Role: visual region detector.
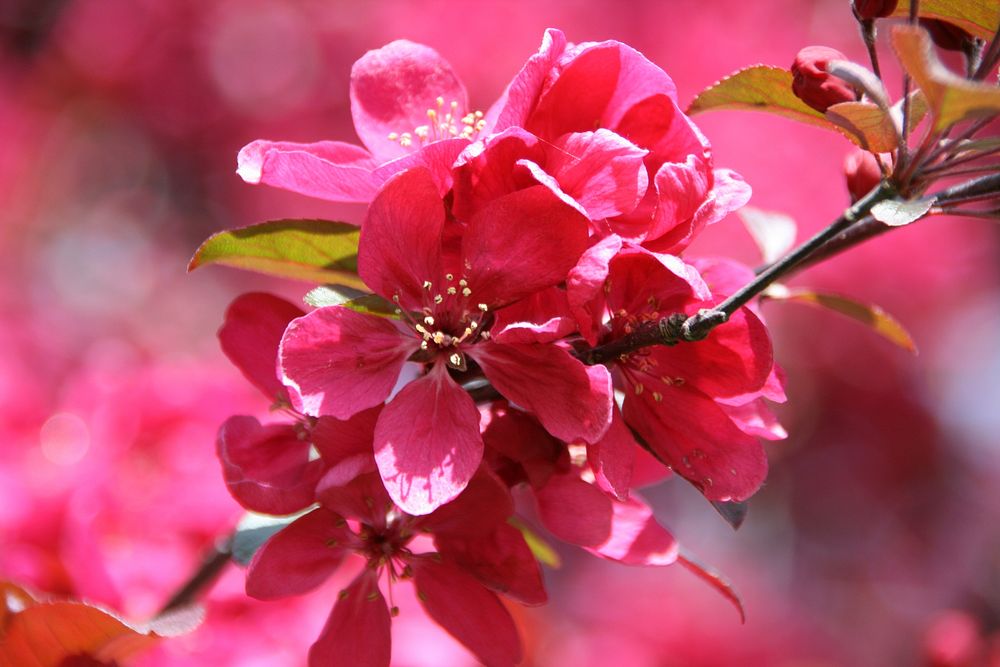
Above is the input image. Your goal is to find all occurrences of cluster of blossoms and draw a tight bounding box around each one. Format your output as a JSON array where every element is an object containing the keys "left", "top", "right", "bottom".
[{"left": 219, "top": 29, "right": 783, "bottom": 666}]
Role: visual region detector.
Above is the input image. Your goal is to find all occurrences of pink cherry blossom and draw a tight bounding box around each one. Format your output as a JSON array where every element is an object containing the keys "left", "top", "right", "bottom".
[
  {"left": 279, "top": 167, "right": 613, "bottom": 514},
  {"left": 480, "top": 402, "right": 678, "bottom": 567},
  {"left": 246, "top": 469, "right": 535, "bottom": 667},
  {"left": 567, "top": 243, "right": 779, "bottom": 501},
  {"left": 236, "top": 40, "right": 481, "bottom": 204},
  {"left": 485, "top": 29, "right": 751, "bottom": 250}
]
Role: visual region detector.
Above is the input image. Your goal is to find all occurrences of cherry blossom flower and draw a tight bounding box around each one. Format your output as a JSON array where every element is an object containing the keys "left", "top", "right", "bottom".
[
  {"left": 567, "top": 241, "right": 779, "bottom": 501},
  {"left": 247, "top": 469, "right": 540, "bottom": 667},
  {"left": 481, "top": 401, "right": 677, "bottom": 566},
  {"left": 215, "top": 292, "right": 324, "bottom": 515},
  {"left": 236, "top": 40, "right": 481, "bottom": 203},
  {"left": 483, "top": 29, "right": 751, "bottom": 251},
  {"left": 279, "top": 167, "right": 613, "bottom": 514}
]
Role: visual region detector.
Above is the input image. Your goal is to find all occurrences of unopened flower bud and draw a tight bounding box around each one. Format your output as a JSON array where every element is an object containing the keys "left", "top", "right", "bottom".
[
  {"left": 919, "top": 19, "right": 974, "bottom": 52},
  {"left": 844, "top": 148, "right": 884, "bottom": 202},
  {"left": 792, "top": 46, "right": 857, "bottom": 112},
  {"left": 853, "top": 0, "right": 898, "bottom": 20}
]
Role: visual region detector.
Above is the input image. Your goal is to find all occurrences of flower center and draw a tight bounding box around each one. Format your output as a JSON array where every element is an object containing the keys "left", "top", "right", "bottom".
[
  {"left": 387, "top": 97, "right": 487, "bottom": 148},
  {"left": 607, "top": 296, "right": 686, "bottom": 398},
  {"left": 393, "top": 273, "right": 493, "bottom": 370}
]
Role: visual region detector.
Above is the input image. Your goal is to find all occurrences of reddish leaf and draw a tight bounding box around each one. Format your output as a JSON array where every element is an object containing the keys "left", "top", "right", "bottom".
[
  {"left": 825, "top": 101, "right": 899, "bottom": 152},
  {"left": 765, "top": 286, "right": 918, "bottom": 353},
  {"left": 891, "top": 25, "right": 1000, "bottom": 131},
  {"left": 677, "top": 552, "right": 746, "bottom": 624},
  {"left": 0, "top": 583, "right": 202, "bottom": 666},
  {"left": 890, "top": 1, "right": 1000, "bottom": 40}
]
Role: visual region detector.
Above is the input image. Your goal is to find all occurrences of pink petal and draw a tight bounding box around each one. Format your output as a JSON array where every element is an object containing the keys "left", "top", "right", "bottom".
[
  {"left": 492, "top": 288, "right": 576, "bottom": 345},
  {"left": 587, "top": 407, "right": 636, "bottom": 500},
  {"left": 516, "top": 158, "right": 590, "bottom": 219},
  {"left": 317, "top": 471, "right": 393, "bottom": 528},
  {"left": 434, "top": 522, "right": 547, "bottom": 606},
  {"left": 412, "top": 555, "right": 522, "bottom": 667},
  {"left": 309, "top": 570, "right": 391, "bottom": 667},
  {"left": 600, "top": 42, "right": 679, "bottom": 127},
  {"left": 525, "top": 43, "right": 620, "bottom": 139},
  {"left": 217, "top": 416, "right": 322, "bottom": 515},
  {"left": 370, "top": 137, "right": 468, "bottom": 196},
  {"left": 643, "top": 169, "right": 751, "bottom": 255},
  {"left": 236, "top": 139, "right": 380, "bottom": 203},
  {"left": 620, "top": 94, "right": 705, "bottom": 161},
  {"left": 544, "top": 129, "right": 649, "bottom": 220},
  {"left": 566, "top": 235, "right": 623, "bottom": 345},
  {"left": 645, "top": 153, "right": 710, "bottom": 245},
  {"left": 527, "top": 41, "right": 678, "bottom": 139},
  {"left": 491, "top": 316, "right": 575, "bottom": 345},
  {"left": 218, "top": 292, "right": 304, "bottom": 402},
  {"left": 630, "top": 444, "right": 673, "bottom": 488},
  {"left": 486, "top": 28, "right": 567, "bottom": 133},
  {"left": 480, "top": 401, "right": 562, "bottom": 490},
  {"left": 374, "top": 364, "right": 483, "bottom": 515},
  {"left": 358, "top": 168, "right": 446, "bottom": 309},
  {"left": 691, "top": 257, "right": 755, "bottom": 300},
  {"left": 700, "top": 168, "right": 753, "bottom": 227},
  {"left": 535, "top": 472, "right": 613, "bottom": 547},
  {"left": 279, "top": 307, "right": 415, "bottom": 419},
  {"left": 311, "top": 408, "right": 381, "bottom": 484},
  {"left": 351, "top": 40, "right": 468, "bottom": 163},
  {"left": 762, "top": 364, "right": 788, "bottom": 403},
  {"left": 451, "top": 127, "right": 544, "bottom": 220},
  {"left": 622, "top": 381, "right": 767, "bottom": 502},
  {"left": 613, "top": 93, "right": 679, "bottom": 152},
  {"left": 472, "top": 341, "right": 613, "bottom": 444},
  {"left": 650, "top": 306, "right": 773, "bottom": 399},
  {"left": 586, "top": 493, "right": 678, "bottom": 566},
  {"left": 721, "top": 399, "right": 788, "bottom": 441},
  {"left": 646, "top": 169, "right": 752, "bottom": 254},
  {"left": 462, "top": 185, "right": 589, "bottom": 308},
  {"left": 246, "top": 508, "right": 352, "bottom": 600},
  {"left": 420, "top": 468, "right": 513, "bottom": 536},
  {"left": 605, "top": 246, "right": 703, "bottom": 317}
]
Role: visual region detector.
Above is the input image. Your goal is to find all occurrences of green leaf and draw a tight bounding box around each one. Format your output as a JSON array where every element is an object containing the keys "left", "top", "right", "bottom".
[
  {"left": 764, "top": 286, "right": 918, "bottom": 353},
  {"left": 891, "top": 0, "right": 1000, "bottom": 40},
  {"left": 687, "top": 65, "right": 837, "bottom": 130},
  {"left": 825, "top": 101, "right": 900, "bottom": 152},
  {"left": 891, "top": 25, "right": 1000, "bottom": 132},
  {"left": 231, "top": 512, "right": 301, "bottom": 566},
  {"left": 304, "top": 285, "right": 400, "bottom": 319},
  {"left": 189, "top": 219, "right": 366, "bottom": 288},
  {"left": 871, "top": 197, "right": 936, "bottom": 226},
  {"left": 737, "top": 205, "right": 797, "bottom": 264},
  {"left": 508, "top": 517, "right": 561, "bottom": 569}
]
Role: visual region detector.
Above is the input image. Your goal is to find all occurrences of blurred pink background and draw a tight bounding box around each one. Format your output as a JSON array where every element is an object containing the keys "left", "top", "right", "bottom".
[{"left": 2, "top": 1, "right": 999, "bottom": 665}]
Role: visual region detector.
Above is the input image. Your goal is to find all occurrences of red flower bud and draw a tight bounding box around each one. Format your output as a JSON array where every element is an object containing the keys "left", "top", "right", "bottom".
[
  {"left": 919, "top": 19, "right": 974, "bottom": 52},
  {"left": 791, "top": 46, "right": 857, "bottom": 113},
  {"left": 853, "top": 0, "right": 898, "bottom": 20},
  {"left": 844, "top": 149, "right": 883, "bottom": 202}
]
